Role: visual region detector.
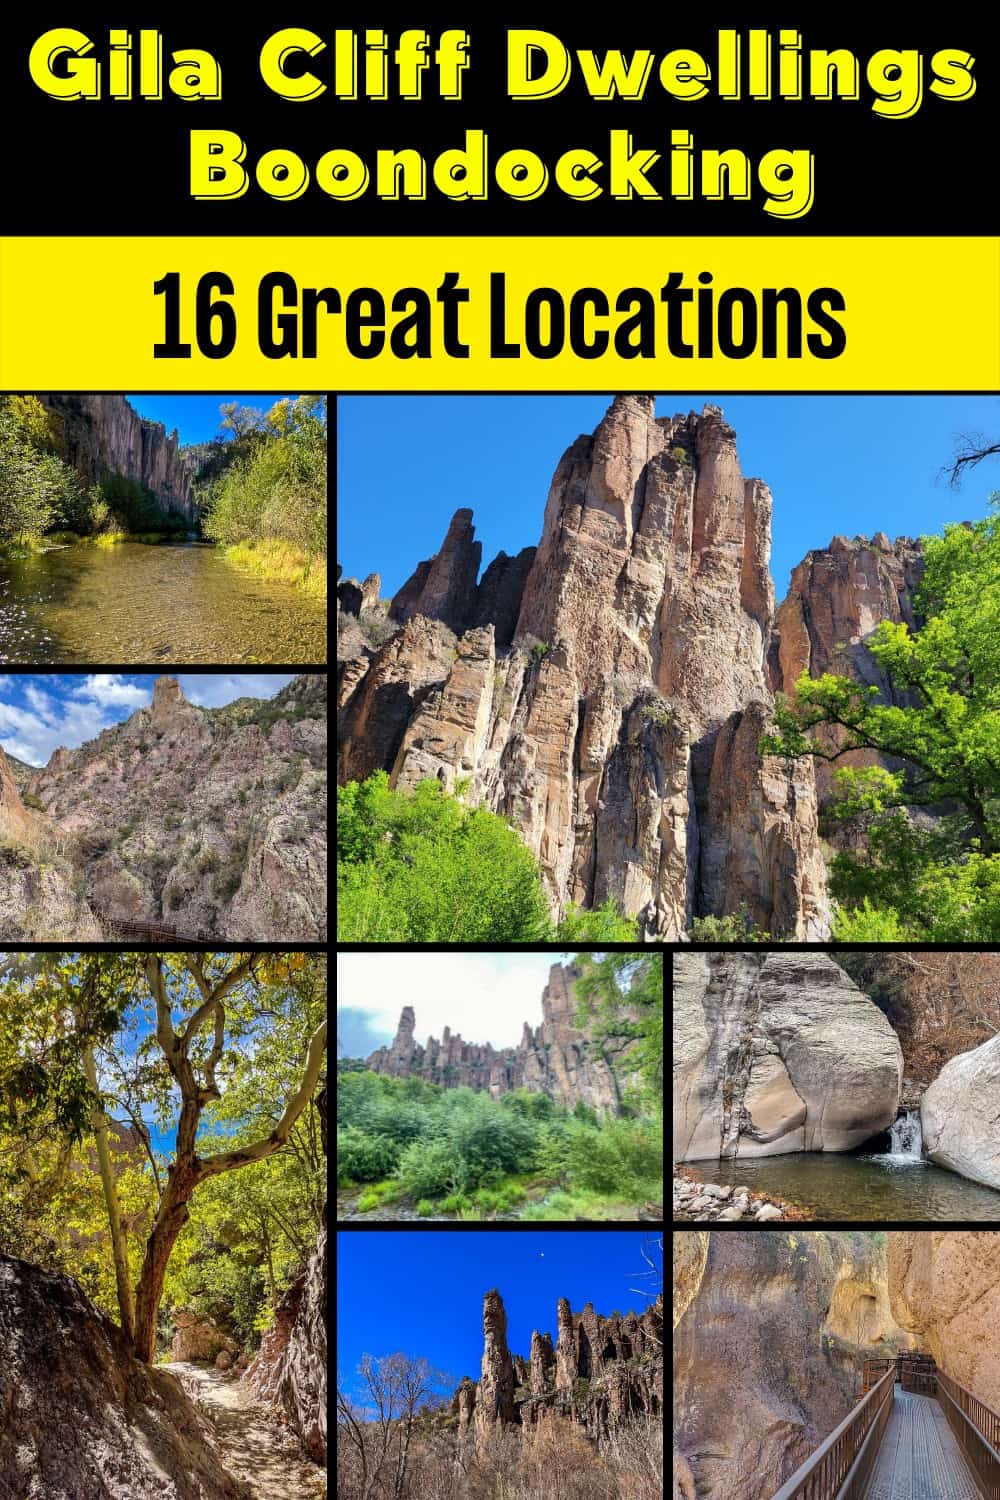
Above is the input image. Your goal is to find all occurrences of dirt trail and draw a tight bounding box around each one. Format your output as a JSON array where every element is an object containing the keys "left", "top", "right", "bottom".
[{"left": 163, "top": 1361, "right": 326, "bottom": 1500}]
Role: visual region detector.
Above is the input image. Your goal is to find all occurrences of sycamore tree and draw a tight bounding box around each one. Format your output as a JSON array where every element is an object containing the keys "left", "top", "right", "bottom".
[
  {"left": 572, "top": 952, "right": 663, "bottom": 1106},
  {"left": 0, "top": 952, "right": 326, "bottom": 1362},
  {"left": 761, "top": 504, "right": 1000, "bottom": 940}
]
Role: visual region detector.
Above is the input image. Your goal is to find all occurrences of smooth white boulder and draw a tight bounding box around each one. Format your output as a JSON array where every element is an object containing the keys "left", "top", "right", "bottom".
[
  {"left": 921, "top": 1034, "right": 1000, "bottom": 1190},
  {"left": 673, "top": 951, "right": 902, "bottom": 1161}
]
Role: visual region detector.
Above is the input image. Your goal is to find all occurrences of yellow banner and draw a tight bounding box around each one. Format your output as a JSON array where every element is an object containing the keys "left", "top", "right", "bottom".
[{"left": 1, "top": 236, "right": 997, "bottom": 389}]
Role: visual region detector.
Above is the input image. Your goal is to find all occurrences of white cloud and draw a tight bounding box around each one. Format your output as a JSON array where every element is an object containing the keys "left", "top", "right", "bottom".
[
  {"left": 336, "top": 953, "right": 562, "bottom": 1050},
  {"left": 73, "top": 674, "right": 152, "bottom": 709},
  {"left": 179, "top": 673, "right": 296, "bottom": 708}
]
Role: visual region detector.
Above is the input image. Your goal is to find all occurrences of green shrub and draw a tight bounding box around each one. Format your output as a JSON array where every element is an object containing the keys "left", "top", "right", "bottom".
[
  {"left": 357, "top": 1193, "right": 379, "bottom": 1212},
  {"left": 396, "top": 1138, "right": 464, "bottom": 1199},
  {"left": 417, "top": 1199, "right": 434, "bottom": 1217},
  {"left": 336, "top": 1127, "right": 400, "bottom": 1184}
]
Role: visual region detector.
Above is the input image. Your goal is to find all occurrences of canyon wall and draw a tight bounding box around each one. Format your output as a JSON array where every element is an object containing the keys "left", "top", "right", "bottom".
[
  {"left": 339, "top": 396, "right": 829, "bottom": 939},
  {"left": 673, "top": 951, "right": 902, "bottom": 1161},
  {"left": 39, "top": 394, "right": 196, "bottom": 518},
  {"left": 673, "top": 1231, "right": 914, "bottom": 1500},
  {"left": 888, "top": 1232, "right": 1000, "bottom": 1412},
  {"left": 5, "top": 675, "right": 327, "bottom": 942},
  {"left": 0, "top": 742, "right": 103, "bottom": 940},
  {"left": 769, "top": 534, "right": 925, "bottom": 815},
  {"left": 457, "top": 1286, "right": 662, "bottom": 1449},
  {"left": 364, "top": 960, "right": 637, "bottom": 1115}
]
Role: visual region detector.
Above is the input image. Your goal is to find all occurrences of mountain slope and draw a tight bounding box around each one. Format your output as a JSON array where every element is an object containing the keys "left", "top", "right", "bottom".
[{"left": 19, "top": 675, "right": 327, "bottom": 940}]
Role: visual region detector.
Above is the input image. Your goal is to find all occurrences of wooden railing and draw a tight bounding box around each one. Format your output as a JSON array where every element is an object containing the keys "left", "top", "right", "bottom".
[
  {"left": 769, "top": 1367, "right": 896, "bottom": 1500},
  {"left": 97, "top": 914, "right": 211, "bottom": 944},
  {"left": 937, "top": 1370, "right": 1000, "bottom": 1499}
]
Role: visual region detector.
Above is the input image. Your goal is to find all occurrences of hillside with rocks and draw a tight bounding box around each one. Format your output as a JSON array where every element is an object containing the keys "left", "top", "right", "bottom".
[
  {"left": 0, "top": 675, "right": 327, "bottom": 941},
  {"left": 364, "top": 960, "right": 640, "bottom": 1116}
]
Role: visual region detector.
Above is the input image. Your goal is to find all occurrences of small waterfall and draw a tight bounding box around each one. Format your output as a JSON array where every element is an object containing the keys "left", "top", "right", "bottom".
[{"left": 888, "top": 1110, "right": 923, "bottom": 1162}]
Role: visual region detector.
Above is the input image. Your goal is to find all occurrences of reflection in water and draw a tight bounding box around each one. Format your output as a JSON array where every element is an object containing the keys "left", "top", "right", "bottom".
[
  {"left": 680, "top": 1151, "right": 1000, "bottom": 1220},
  {"left": 0, "top": 541, "right": 327, "bottom": 664}
]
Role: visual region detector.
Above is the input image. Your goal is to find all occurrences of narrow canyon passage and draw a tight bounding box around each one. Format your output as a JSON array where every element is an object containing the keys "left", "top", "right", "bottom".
[{"left": 864, "top": 1390, "right": 978, "bottom": 1500}]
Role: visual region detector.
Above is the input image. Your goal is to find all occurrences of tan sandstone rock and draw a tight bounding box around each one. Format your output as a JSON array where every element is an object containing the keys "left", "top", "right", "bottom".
[
  {"left": 674, "top": 1231, "right": 913, "bottom": 1500},
  {"left": 673, "top": 951, "right": 902, "bottom": 1161},
  {"left": 888, "top": 1231, "right": 1000, "bottom": 1411}
]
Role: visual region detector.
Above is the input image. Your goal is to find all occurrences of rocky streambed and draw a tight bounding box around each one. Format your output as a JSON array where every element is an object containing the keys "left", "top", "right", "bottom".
[{"left": 673, "top": 1172, "right": 806, "bottom": 1223}]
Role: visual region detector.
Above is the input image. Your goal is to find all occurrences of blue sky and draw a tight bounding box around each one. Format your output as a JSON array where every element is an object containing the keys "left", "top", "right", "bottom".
[
  {"left": 337, "top": 1231, "right": 660, "bottom": 1401},
  {"left": 0, "top": 672, "right": 295, "bottom": 766},
  {"left": 338, "top": 395, "right": 1000, "bottom": 599},
  {"left": 337, "top": 951, "right": 570, "bottom": 1053},
  {"left": 126, "top": 395, "right": 296, "bottom": 446}
]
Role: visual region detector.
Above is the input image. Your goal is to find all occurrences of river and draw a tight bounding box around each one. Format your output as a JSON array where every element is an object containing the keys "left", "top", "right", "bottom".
[
  {"left": 0, "top": 541, "right": 326, "bottom": 664},
  {"left": 684, "top": 1153, "right": 1000, "bottom": 1221}
]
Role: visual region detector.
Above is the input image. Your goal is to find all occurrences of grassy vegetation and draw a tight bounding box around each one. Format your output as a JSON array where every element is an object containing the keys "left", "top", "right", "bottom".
[
  {"left": 224, "top": 537, "right": 327, "bottom": 598},
  {"left": 196, "top": 396, "right": 327, "bottom": 599},
  {"left": 337, "top": 1071, "right": 662, "bottom": 1221}
]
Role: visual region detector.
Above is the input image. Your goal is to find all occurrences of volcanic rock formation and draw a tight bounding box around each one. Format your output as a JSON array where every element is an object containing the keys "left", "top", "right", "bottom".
[
  {"left": 0, "top": 742, "right": 103, "bottom": 940},
  {"left": 364, "top": 960, "right": 638, "bottom": 1115},
  {"left": 0, "top": 1254, "right": 251, "bottom": 1499},
  {"left": 18, "top": 674, "right": 327, "bottom": 942},
  {"left": 456, "top": 1286, "right": 662, "bottom": 1451},
  {"left": 673, "top": 951, "right": 903, "bottom": 1161},
  {"left": 38, "top": 393, "right": 196, "bottom": 519},
  {"left": 673, "top": 1231, "right": 915, "bottom": 1500},
  {"left": 338, "top": 395, "right": 830, "bottom": 939}
]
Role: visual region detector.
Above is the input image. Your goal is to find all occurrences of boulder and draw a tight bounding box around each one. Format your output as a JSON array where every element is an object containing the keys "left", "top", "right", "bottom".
[
  {"left": 921, "top": 1033, "right": 1000, "bottom": 1189},
  {"left": 0, "top": 1254, "right": 250, "bottom": 1499},
  {"left": 215, "top": 1350, "right": 233, "bottom": 1371},
  {"left": 171, "top": 1310, "right": 238, "bottom": 1363},
  {"left": 674, "top": 951, "right": 902, "bottom": 1161}
]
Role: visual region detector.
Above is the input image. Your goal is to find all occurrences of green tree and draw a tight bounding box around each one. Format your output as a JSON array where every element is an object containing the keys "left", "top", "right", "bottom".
[
  {"left": 337, "top": 773, "right": 552, "bottom": 941},
  {"left": 762, "top": 506, "right": 1000, "bottom": 939},
  {"left": 0, "top": 953, "right": 326, "bottom": 1362},
  {"left": 0, "top": 397, "right": 85, "bottom": 541},
  {"left": 572, "top": 953, "right": 663, "bottom": 1102}
]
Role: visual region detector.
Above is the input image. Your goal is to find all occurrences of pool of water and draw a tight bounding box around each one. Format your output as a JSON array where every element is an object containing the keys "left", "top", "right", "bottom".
[
  {"left": 682, "top": 1152, "right": 1000, "bottom": 1221},
  {"left": 0, "top": 541, "right": 327, "bottom": 664}
]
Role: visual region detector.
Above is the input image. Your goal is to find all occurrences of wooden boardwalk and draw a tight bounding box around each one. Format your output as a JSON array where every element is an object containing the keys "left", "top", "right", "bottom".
[{"left": 865, "top": 1391, "right": 979, "bottom": 1500}]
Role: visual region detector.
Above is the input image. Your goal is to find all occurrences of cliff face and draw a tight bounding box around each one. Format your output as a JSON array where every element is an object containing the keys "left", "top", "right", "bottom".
[
  {"left": 364, "top": 960, "right": 638, "bottom": 1115},
  {"left": 770, "top": 533, "right": 925, "bottom": 814},
  {"left": 20, "top": 674, "right": 327, "bottom": 941},
  {"left": 39, "top": 394, "right": 196, "bottom": 519},
  {"left": 673, "top": 1231, "right": 915, "bottom": 1500},
  {"left": 673, "top": 951, "right": 902, "bottom": 1161},
  {"left": 458, "top": 1287, "right": 662, "bottom": 1450},
  {"left": 888, "top": 1232, "right": 1000, "bottom": 1413},
  {"left": 0, "top": 742, "right": 103, "bottom": 940},
  {"left": 338, "top": 396, "right": 829, "bottom": 940}
]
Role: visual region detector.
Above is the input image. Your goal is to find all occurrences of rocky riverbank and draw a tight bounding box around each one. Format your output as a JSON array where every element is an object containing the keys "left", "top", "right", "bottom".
[{"left": 673, "top": 1169, "right": 811, "bottom": 1222}]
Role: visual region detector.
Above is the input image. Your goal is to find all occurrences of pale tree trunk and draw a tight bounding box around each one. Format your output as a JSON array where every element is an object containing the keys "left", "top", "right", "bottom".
[
  {"left": 129, "top": 958, "right": 327, "bottom": 1361},
  {"left": 131, "top": 1156, "right": 202, "bottom": 1362},
  {"left": 82, "top": 1045, "right": 135, "bottom": 1343}
]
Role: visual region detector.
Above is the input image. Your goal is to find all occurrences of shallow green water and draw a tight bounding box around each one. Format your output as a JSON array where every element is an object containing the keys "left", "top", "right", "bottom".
[
  {"left": 0, "top": 541, "right": 327, "bottom": 664},
  {"left": 685, "top": 1152, "right": 1000, "bottom": 1221}
]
